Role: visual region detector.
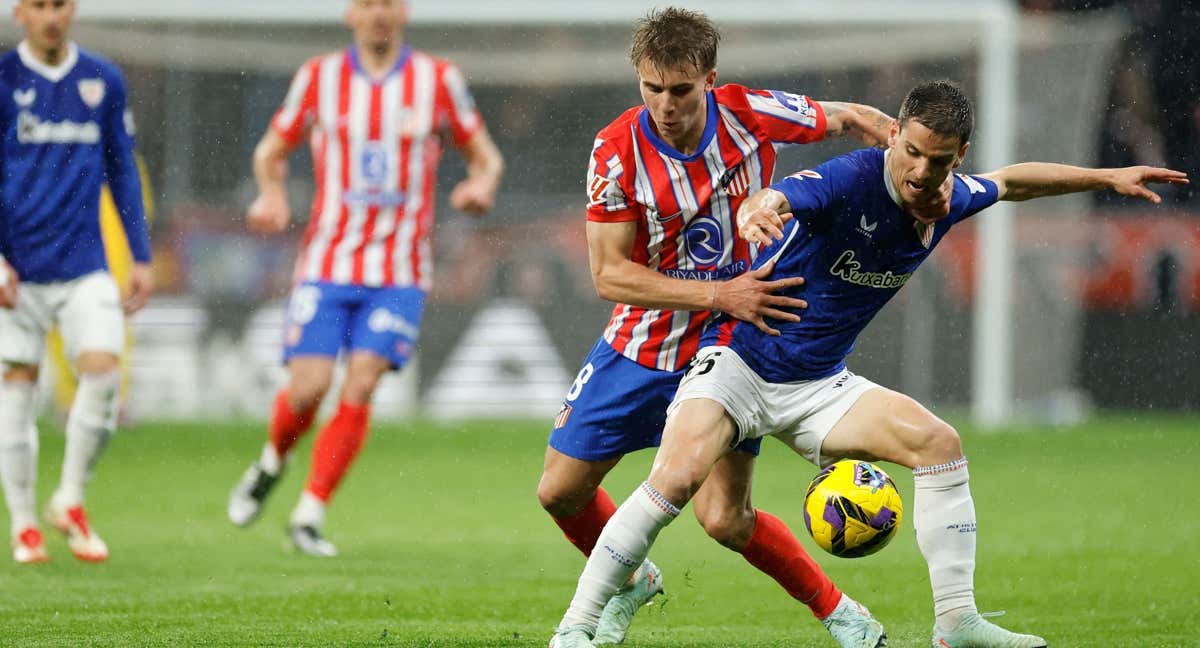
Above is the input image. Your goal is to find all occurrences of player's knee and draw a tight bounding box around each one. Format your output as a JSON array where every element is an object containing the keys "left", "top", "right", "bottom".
[
  {"left": 915, "top": 420, "right": 962, "bottom": 465},
  {"left": 536, "top": 474, "right": 591, "bottom": 518},
  {"left": 694, "top": 501, "right": 755, "bottom": 550},
  {"left": 289, "top": 374, "right": 332, "bottom": 411},
  {"left": 2, "top": 363, "right": 39, "bottom": 383}
]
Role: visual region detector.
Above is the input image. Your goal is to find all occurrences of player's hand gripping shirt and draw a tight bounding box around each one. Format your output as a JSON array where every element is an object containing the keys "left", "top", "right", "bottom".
[
  {"left": 272, "top": 46, "right": 481, "bottom": 289},
  {"left": 0, "top": 42, "right": 149, "bottom": 283},
  {"left": 586, "top": 84, "right": 827, "bottom": 371},
  {"left": 709, "top": 148, "right": 1000, "bottom": 382}
]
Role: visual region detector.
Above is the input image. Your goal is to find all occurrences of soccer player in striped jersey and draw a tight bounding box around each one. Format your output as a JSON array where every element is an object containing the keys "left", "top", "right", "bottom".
[
  {"left": 543, "top": 8, "right": 948, "bottom": 647},
  {"left": 227, "top": 0, "right": 504, "bottom": 556},
  {"left": 0, "top": 0, "right": 152, "bottom": 564},
  {"left": 555, "top": 81, "right": 1186, "bottom": 647}
]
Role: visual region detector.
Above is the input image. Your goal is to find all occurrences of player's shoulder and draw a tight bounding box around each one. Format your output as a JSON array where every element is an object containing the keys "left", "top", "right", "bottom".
[
  {"left": 791, "top": 148, "right": 881, "bottom": 182},
  {"left": 593, "top": 106, "right": 643, "bottom": 147},
  {"left": 74, "top": 46, "right": 125, "bottom": 81},
  {"left": 949, "top": 171, "right": 997, "bottom": 204}
]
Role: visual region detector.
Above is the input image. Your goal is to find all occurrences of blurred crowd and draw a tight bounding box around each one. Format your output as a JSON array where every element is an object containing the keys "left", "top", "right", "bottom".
[{"left": 1024, "top": 0, "right": 1200, "bottom": 207}]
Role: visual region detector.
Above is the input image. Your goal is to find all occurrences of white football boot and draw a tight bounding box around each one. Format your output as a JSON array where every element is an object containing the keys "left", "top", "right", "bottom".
[
  {"left": 932, "top": 613, "right": 1046, "bottom": 647},
  {"left": 46, "top": 500, "right": 108, "bottom": 562},
  {"left": 548, "top": 625, "right": 596, "bottom": 648},
  {"left": 228, "top": 460, "right": 282, "bottom": 527},
  {"left": 12, "top": 527, "right": 49, "bottom": 564},
  {"left": 822, "top": 593, "right": 887, "bottom": 648},
  {"left": 593, "top": 559, "right": 663, "bottom": 644}
]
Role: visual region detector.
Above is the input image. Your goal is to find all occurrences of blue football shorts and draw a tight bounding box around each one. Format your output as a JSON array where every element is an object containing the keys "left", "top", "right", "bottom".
[
  {"left": 548, "top": 337, "right": 762, "bottom": 462},
  {"left": 281, "top": 281, "right": 425, "bottom": 370}
]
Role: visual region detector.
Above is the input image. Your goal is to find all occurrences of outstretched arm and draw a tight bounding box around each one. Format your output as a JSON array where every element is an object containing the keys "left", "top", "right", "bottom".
[
  {"left": 821, "top": 102, "right": 894, "bottom": 148},
  {"left": 981, "top": 164, "right": 1189, "bottom": 203}
]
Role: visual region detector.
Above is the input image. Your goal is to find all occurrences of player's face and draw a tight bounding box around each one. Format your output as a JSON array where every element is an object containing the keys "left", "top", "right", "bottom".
[
  {"left": 887, "top": 119, "right": 968, "bottom": 222},
  {"left": 636, "top": 60, "right": 716, "bottom": 151},
  {"left": 14, "top": 0, "right": 75, "bottom": 53},
  {"left": 345, "top": 0, "right": 408, "bottom": 51}
]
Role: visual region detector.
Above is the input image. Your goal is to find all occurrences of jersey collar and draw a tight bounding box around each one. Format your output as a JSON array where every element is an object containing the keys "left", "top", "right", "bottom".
[
  {"left": 17, "top": 40, "right": 79, "bottom": 83},
  {"left": 638, "top": 91, "right": 717, "bottom": 162},
  {"left": 349, "top": 44, "right": 411, "bottom": 83},
  {"left": 882, "top": 149, "right": 903, "bottom": 207}
]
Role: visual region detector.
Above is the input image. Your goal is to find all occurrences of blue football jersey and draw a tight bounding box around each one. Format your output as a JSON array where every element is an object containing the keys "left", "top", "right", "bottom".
[
  {"left": 707, "top": 147, "right": 999, "bottom": 382},
  {"left": 0, "top": 42, "right": 149, "bottom": 283}
]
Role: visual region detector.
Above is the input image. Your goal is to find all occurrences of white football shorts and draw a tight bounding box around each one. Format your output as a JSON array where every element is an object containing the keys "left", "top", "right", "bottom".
[
  {"left": 668, "top": 345, "right": 878, "bottom": 468},
  {"left": 0, "top": 271, "right": 125, "bottom": 366}
]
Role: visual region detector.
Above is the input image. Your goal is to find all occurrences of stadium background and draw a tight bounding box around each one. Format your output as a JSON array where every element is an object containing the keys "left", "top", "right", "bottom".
[
  {"left": 1, "top": 2, "right": 1198, "bottom": 647},
  {"left": 2, "top": 0, "right": 1196, "bottom": 424}
]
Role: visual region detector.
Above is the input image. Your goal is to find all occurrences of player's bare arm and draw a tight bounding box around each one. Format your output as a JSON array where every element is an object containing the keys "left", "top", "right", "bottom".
[
  {"left": 0, "top": 256, "right": 17, "bottom": 309},
  {"left": 123, "top": 263, "right": 154, "bottom": 315},
  {"left": 246, "top": 129, "right": 296, "bottom": 234},
  {"left": 587, "top": 220, "right": 807, "bottom": 336},
  {"left": 820, "top": 101, "right": 894, "bottom": 148},
  {"left": 982, "top": 163, "right": 1189, "bottom": 203},
  {"left": 449, "top": 127, "right": 505, "bottom": 216}
]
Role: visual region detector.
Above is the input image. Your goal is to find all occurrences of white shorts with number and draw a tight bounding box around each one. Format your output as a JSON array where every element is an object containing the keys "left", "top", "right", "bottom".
[
  {"left": 0, "top": 271, "right": 125, "bottom": 366},
  {"left": 668, "top": 346, "right": 878, "bottom": 468}
]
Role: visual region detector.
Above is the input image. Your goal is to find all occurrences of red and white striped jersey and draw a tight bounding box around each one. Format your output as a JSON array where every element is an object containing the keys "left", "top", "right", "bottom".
[
  {"left": 272, "top": 46, "right": 482, "bottom": 289},
  {"left": 587, "top": 84, "right": 827, "bottom": 371}
]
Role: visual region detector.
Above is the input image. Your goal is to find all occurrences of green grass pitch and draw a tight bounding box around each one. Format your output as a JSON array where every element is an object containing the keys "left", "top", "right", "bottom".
[{"left": 1, "top": 414, "right": 1197, "bottom": 646}]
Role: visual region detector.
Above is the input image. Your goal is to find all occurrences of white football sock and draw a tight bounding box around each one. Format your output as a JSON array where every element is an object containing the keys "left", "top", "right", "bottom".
[
  {"left": 559, "top": 482, "right": 679, "bottom": 630},
  {"left": 0, "top": 381, "right": 39, "bottom": 535},
  {"left": 913, "top": 457, "right": 978, "bottom": 631},
  {"left": 56, "top": 371, "right": 121, "bottom": 507},
  {"left": 291, "top": 490, "right": 327, "bottom": 528},
  {"left": 259, "top": 443, "right": 283, "bottom": 476}
]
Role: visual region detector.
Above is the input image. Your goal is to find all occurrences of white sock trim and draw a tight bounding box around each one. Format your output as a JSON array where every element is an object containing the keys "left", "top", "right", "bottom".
[{"left": 913, "top": 456, "right": 968, "bottom": 478}]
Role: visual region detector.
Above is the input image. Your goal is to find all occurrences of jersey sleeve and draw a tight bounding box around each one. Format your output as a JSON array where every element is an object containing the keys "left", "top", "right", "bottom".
[
  {"left": 437, "top": 61, "right": 483, "bottom": 148},
  {"left": 744, "top": 88, "right": 827, "bottom": 145},
  {"left": 271, "top": 59, "right": 319, "bottom": 147},
  {"left": 949, "top": 173, "right": 1002, "bottom": 224},
  {"left": 585, "top": 137, "right": 639, "bottom": 223},
  {"left": 101, "top": 69, "right": 151, "bottom": 264},
  {"left": 770, "top": 154, "right": 861, "bottom": 222}
]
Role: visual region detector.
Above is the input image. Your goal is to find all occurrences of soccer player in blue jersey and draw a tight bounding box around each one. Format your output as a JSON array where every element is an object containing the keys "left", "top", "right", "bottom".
[
  {"left": 0, "top": 0, "right": 152, "bottom": 564},
  {"left": 550, "top": 81, "right": 1187, "bottom": 647}
]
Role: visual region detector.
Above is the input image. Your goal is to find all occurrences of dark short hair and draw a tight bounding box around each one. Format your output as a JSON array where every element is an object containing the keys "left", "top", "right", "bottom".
[
  {"left": 629, "top": 7, "right": 720, "bottom": 73},
  {"left": 897, "top": 81, "right": 974, "bottom": 145}
]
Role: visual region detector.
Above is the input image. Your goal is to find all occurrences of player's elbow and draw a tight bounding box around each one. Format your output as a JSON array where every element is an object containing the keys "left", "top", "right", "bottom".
[{"left": 590, "top": 266, "right": 623, "bottom": 303}]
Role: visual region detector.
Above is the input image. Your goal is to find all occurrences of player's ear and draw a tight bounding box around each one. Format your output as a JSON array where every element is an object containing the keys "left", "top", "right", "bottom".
[
  {"left": 704, "top": 69, "right": 717, "bottom": 90},
  {"left": 887, "top": 120, "right": 901, "bottom": 150},
  {"left": 952, "top": 141, "right": 970, "bottom": 169}
]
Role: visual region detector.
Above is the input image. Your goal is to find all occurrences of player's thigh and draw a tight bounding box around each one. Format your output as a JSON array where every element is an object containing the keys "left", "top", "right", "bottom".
[
  {"left": 282, "top": 282, "right": 351, "bottom": 364},
  {"left": 347, "top": 285, "right": 425, "bottom": 371},
  {"left": 59, "top": 272, "right": 125, "bottom": 361},
  {"left": 0, "top": 290, "right": 49, "bottom": 371},
  {"left": 547, "top": 338, "right": 682, "bottom": 463},
  {"left": 649, "top": 397, "right": 740, "bottom": 504},
  {"left": 340, "top": 350, "right": 392, "bottom": 403},
  {"left": 819, "top": 385, "right": 958, "bottom": 469}
]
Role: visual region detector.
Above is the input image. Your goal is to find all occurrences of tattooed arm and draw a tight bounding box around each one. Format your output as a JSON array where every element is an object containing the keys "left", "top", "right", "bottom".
[{"left": 820, "top": 101, "right": 895, "bottom": 148}]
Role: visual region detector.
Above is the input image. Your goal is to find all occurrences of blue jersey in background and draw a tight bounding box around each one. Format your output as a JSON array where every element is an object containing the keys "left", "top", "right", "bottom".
[
  {"left": 706, "top": 147, "right": 1000, "bottom": 383},
  {"left": 0, "top": 42, "right": 149, "bottom": 283}
]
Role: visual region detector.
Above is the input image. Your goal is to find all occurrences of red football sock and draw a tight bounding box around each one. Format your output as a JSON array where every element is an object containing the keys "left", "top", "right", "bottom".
[
  {"left": 552, "top": 487, "right": 617, "bottom": 557},
  {"left": 268, "top": 389, "right": 318, "bottom": 458},
  {"left": 305, "top": 402, "right": 371, "bottom": 502},
  {"left": 741, "top": 509, "right": 842, "bottom": 619}
]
